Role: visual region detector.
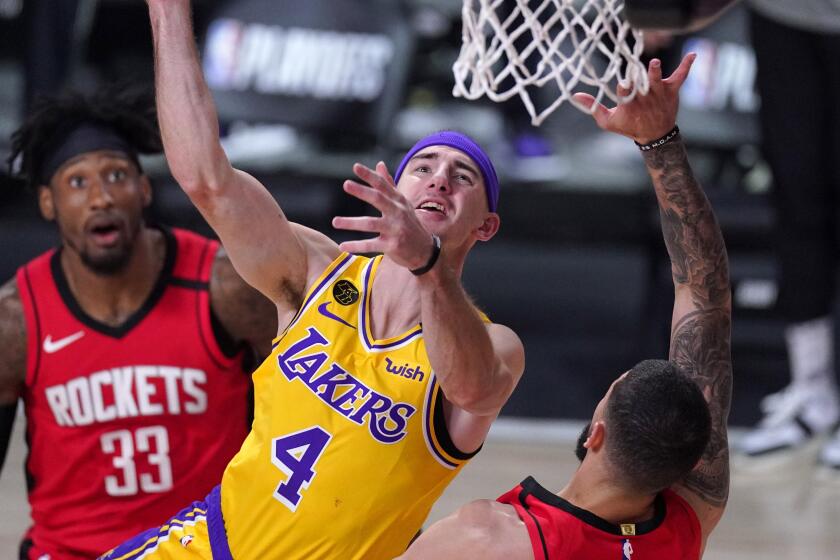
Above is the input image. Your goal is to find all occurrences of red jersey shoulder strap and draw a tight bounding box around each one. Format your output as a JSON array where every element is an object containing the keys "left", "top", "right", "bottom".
[
  {"left": 497, "top": 480, "right": 549, "bottom": 560},
  {"left": 170, "top": 227, "right": 219, "bottom": 284},
  {"left": 167, "top": 228, "right": 241, "bottom": 367}
]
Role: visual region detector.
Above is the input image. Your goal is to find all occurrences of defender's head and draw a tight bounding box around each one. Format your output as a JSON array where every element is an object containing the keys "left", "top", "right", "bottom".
[
  {"left": 393, "top": 131, "right": 500, "bottom": 251},
  {"left": 8, "top": 87, "right": 162, "bottom": 275},
  {"left": 576, "top": 359, "right": 711, "bottom": 495}
]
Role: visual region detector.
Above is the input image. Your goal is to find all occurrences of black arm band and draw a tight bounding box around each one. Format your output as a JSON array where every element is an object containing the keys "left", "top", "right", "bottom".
[
  {"left": 635, "top": 125, "right": 680, "bottom": 151},
  {"left": 410, "top": 234, "right": 441, "bottom": 276}
]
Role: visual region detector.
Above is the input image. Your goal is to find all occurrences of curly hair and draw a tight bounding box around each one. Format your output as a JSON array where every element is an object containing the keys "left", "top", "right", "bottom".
[{"left": 7, "top": 84, "right": 162, "bottom": 189}]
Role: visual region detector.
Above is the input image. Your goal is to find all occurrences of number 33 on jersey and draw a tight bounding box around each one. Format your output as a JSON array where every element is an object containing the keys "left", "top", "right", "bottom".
[{"left": 17, "top": 229, "right": 252, "bottom": 556}]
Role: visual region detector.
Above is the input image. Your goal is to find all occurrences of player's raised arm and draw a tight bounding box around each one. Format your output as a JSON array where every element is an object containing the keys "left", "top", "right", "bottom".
[
  {"left": 146, "top": 0, "right": 339, "bottom": 309},
  {"left": 645, "top": 124, "right": 732, "bottom": 540},
  {"left": 576, "top": 54, "right": 732, "bottom": 546}
]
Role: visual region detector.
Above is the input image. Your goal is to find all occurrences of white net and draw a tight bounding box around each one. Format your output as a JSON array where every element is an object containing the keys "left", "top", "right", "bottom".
[{"left": 453, "top": 0, "right": 648, "bottom": 126}]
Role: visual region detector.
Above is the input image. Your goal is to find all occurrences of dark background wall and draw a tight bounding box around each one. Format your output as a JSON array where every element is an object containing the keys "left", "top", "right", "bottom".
[{"left": 0, "top": 0, "right": 792, "bottom": 426}]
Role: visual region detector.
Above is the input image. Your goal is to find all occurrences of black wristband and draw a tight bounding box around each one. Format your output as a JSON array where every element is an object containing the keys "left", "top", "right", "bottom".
[
  {"left": 635, "top": 125, "right": 680, "bottom": 151},
  {"left": 410, "top": 234, "right": 441, "bottom": 276}
]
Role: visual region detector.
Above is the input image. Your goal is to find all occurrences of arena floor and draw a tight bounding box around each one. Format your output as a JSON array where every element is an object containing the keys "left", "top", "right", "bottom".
[{"left": 1, "top": 418, "right": 837, "bottom": 559}]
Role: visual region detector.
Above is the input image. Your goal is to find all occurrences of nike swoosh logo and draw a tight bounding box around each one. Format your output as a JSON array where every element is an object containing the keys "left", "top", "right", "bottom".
[
  {"left": 43, "top": 331, "right": 86, "bottom": 354},
  {"left": 317, "top": 302, "right": 355, "bottom": 329}
]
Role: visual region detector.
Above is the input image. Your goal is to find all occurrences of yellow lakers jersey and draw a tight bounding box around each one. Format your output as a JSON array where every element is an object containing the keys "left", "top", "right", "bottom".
[{"left": 220, "top": 253, "right": 481, "bottom": 559}]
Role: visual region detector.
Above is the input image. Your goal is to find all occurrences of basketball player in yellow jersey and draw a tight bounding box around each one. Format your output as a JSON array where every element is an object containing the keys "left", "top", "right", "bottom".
[{"left": 99, "top": 2, "right": 525, "bottom": 559}]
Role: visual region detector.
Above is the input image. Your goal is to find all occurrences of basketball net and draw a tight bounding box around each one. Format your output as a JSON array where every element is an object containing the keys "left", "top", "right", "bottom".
[{"left": 453, "top": 0, "right": 648, "bottom": 126}]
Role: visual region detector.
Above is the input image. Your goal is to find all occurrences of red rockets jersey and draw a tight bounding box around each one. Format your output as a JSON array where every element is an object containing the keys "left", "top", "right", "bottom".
[
  {"left": 498, "top": 477, "right": 702, "bottom": 560},
  {"left": 16, "top": 228, "right": 251, "bottom": 560}
]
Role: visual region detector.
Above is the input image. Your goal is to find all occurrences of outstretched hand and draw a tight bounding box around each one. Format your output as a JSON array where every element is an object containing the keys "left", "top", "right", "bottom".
[
  {"left": 573, "top": 53, "right": 696, "bottom": 144},
  {"left": 332, "top": 162, "right": 435, "bottom": 271}
]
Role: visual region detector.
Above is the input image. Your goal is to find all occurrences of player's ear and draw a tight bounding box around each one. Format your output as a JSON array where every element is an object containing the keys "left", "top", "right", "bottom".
[
  {"left": 38, "top": 185, "right": 56, "bottom": 221},
  {"left": 475, "top": 213, "right": 500, "bottom": 242},
  {"left": 140, "top": 174, "right": 153, "bottom": 208},
  {"left": 585, "top": 421, "right": 606, "bottom": 452}
]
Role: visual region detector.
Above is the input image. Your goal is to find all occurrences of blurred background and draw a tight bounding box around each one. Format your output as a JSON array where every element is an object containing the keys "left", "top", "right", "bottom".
[
  {"left": 0, "top": 0, "right": 787, "bottom": 425},
  {"left": 0, "top": 0, "right": 781, "bottom": 426},
  {"left": 4, "top": 0, "right": 840, "bottom": 557}
]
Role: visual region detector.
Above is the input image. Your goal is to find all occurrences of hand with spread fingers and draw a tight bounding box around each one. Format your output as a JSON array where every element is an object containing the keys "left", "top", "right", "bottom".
[
  {"left": 573, "top": 53, "right": 697, "bottom": 144},
  {"left": 332, "top": 161, "right": 436, "bottom": 271}
]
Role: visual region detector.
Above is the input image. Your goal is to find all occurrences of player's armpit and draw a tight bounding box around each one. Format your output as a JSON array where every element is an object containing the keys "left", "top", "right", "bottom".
[
  {"left": 398, "top": 500, "right": 533, "bottom": 560},
  {"left": 209, "top": 248, "right": 279, "bottom": 358},
  {"left": 289, "top": 223, "right": 345, "bottom": 294}
]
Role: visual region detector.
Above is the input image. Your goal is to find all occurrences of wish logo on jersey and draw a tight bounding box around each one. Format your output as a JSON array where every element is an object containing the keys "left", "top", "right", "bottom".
[
  {"left": 384, "top": 357, "right": 425, "bottom": 382},
  {"left": 277, "top": 327, "right": 416, "bottom": 443}
]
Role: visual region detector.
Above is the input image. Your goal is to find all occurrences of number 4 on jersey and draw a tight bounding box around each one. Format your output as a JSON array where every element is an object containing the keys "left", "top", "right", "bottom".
[{"left": 271, "top": 426, "right": 332, "bottom": 511}]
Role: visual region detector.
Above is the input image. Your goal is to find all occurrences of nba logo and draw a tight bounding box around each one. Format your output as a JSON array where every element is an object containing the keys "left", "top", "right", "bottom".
[
  {"left": 622, "top": 539, "right": 633, "bottom": 559},
  {"left": 180, "top": 535, "right": 194, "bottom": 548},
  {"left": 203, "top": 19, "right": 244, "bottom": 89}
]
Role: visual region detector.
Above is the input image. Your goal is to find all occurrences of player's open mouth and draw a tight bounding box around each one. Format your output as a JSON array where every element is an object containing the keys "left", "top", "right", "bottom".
[
  {"left": 416, "top": 201, "right": 447, "bottom": 215},
  {"left": 87, "top": 219, "right": 122, "bottom": 246}
]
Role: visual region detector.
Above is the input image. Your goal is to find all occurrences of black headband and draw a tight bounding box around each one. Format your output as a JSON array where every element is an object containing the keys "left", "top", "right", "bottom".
[{"left": 38, "top": 122, "right": 140, "bottom": 185}]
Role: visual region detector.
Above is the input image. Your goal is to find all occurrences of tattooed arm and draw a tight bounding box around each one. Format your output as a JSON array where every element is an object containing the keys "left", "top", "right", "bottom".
[
  {"left": 575, "top": 53, "right": 732, "bottom": 551},
  {"left": 646, "top": 137, "right": 732, "bottom": 543}
]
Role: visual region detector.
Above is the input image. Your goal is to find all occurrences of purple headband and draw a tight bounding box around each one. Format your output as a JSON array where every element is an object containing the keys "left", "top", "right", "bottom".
[{"left": 393, "top": 131, "right": 499, "bottom": 213}]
